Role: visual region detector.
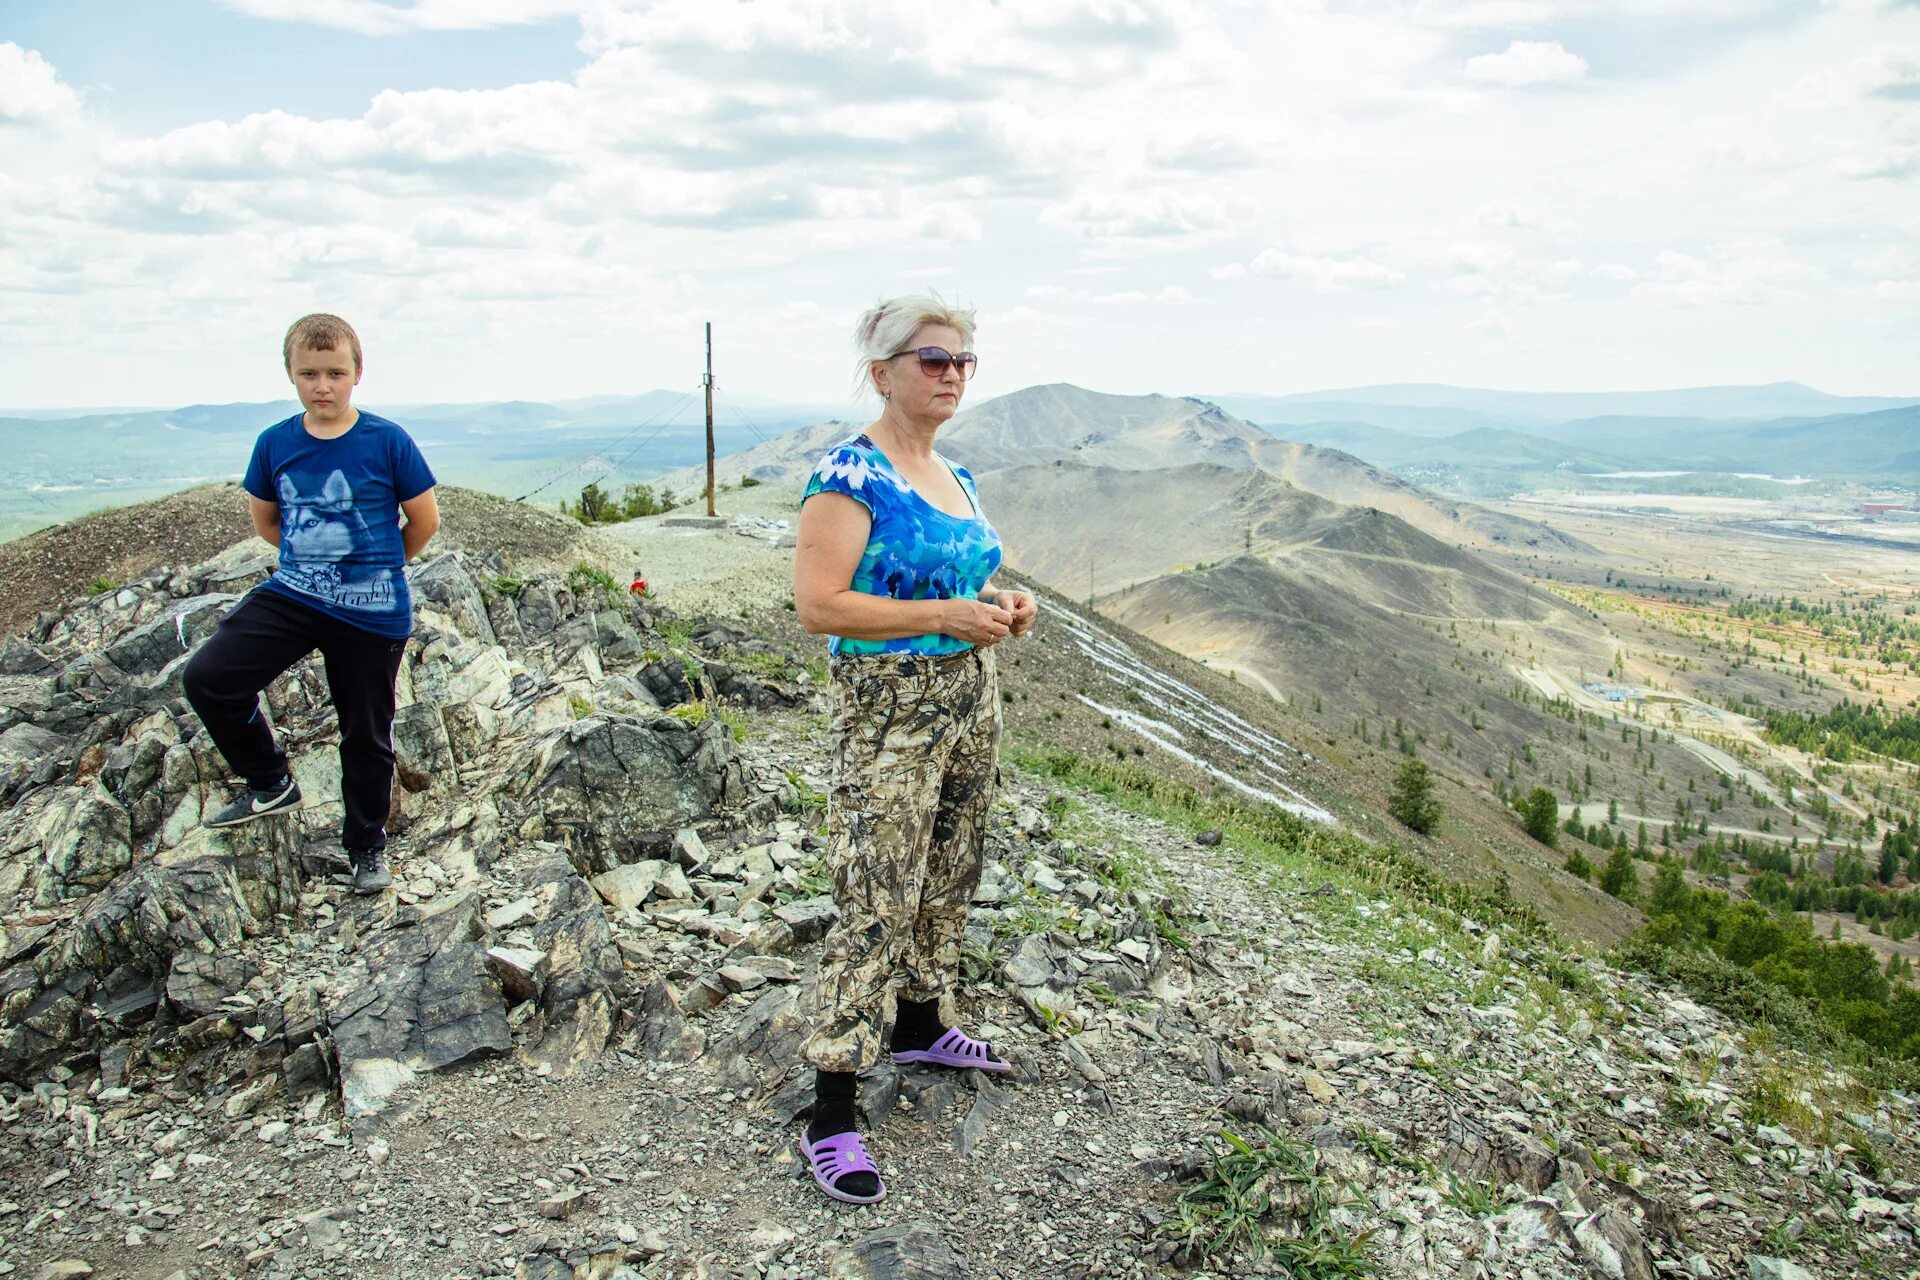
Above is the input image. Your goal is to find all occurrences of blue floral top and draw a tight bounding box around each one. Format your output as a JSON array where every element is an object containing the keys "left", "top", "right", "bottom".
[{"left": 802, "top": 432, "right": 1003, "bottom": 656}]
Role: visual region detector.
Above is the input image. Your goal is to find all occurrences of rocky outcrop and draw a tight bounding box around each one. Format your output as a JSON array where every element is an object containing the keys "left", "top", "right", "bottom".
[
  {"left": 503, "top": 715, "right": 743, "bottom": 874},
  {"left": 0, "top": 548, "right": 762, "bottom": 1092}
]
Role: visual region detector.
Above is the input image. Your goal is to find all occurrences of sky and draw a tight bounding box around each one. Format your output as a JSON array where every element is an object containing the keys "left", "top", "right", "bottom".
[{"left": 1, "top": 0, "right": 1917, "bottom": 409}]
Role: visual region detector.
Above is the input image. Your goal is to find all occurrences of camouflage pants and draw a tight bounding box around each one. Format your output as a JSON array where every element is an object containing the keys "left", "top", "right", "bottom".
[{"left": 801, "top": 647, "right": 1002, "bottom": 1073}]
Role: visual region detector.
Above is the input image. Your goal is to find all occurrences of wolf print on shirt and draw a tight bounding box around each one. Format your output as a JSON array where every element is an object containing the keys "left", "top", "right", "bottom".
[{"left": 274, "top": 470, "right": 397, "bottom": 611}]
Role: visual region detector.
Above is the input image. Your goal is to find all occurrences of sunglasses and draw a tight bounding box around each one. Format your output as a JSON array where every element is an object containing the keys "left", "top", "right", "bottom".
[{"left": 890, "top": 346, "right": 978, "bottom": 380}]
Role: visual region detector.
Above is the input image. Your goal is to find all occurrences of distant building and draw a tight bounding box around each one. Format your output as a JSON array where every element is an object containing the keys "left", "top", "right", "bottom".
[
  {"left": 1580, "top": 680, "right": 1646, "bottom": 703},
  {"left": 1861, "top": 502, "right": 1912, "bottom": 515}
]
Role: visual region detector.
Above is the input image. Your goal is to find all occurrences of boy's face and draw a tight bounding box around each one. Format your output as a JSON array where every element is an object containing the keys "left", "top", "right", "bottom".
[{"left": 288, "top": 343, "right": 361, "bottom": 426}]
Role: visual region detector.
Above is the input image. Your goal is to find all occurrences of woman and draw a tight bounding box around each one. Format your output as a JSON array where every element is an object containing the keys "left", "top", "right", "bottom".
[{"left": 790, "top": 294, "right": 1038, "bottom": 1203}]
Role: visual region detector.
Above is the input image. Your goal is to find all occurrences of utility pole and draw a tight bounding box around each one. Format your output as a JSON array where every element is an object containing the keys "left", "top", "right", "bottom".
[{"left": 703, "top": 321, "right": 716, "bottom": 518}]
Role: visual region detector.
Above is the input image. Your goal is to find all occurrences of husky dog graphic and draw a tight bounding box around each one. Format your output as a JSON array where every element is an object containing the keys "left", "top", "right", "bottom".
[{"left": 276, "top": 471, "right": 397, "bottom": 611}]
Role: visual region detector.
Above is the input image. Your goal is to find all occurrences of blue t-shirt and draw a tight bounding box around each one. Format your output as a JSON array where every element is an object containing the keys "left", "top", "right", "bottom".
[
  {"left": 242, "top": 411, "right": 437, "bottom": 639},
  {"left": 802, "top": 433, "right": 1002, "bottom": 657}
]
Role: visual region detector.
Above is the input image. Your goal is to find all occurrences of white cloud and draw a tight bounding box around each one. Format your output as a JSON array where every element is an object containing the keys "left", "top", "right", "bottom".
[
  {"left": 1464, "top": 40, "right": 1589, "bottom": 87},
  {"left": 1834, "top": 145, "right": 1920, "bottom": 180},
  {"left": 1039, "top": 189, "right": 1246, "bottom": 241},
  {"left": 1792, "top": 48, "right": 1920, "bottom": 103},
  {"left": 0, "top": 44, "right": 80, "bottom": 124},
  {"left": 1631, "top": 240, "right": 1822, "bottom": 306},
  {"left": 216, "top": 0, "right": 581, "bottom": 35},
  {"left": 110, "top": 82, "right": 582, "bottom": 184},
  {"left": 1241, "top": 247, "right": 1406, "bottom": 290},
  {"left": 5, "top": 0, "right": 1920, "bottom": 402}
]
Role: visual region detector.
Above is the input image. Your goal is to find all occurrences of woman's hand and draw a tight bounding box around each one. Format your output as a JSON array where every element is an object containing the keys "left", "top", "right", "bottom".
[
  {"left": 945, "top": 598, "right": 1013, "bottom": 646},
  {"left": 996, "top": 590, "right": 1039, "bottom": 637}
]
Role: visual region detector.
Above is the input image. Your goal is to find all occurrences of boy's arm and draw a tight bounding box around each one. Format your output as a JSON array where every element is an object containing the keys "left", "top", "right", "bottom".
[
  {"left": 248, "top": 496, "right": 281, "bottom": 549},
  {"left": 400, "top": 488, "right": 440, "bottom": 561}
]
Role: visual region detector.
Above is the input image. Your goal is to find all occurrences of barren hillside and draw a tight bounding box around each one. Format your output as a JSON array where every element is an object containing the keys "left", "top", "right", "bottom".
[{"left": 0, "top": 509, "right": 1908, "bottom": 1280}]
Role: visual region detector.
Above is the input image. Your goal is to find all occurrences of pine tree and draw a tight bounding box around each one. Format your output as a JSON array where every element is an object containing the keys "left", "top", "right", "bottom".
[
  {"left": 1563, "top": 848, "right": 1593, "bottom": 882},
  {"left": 1599, "top": 846, "right": 1640, "bottom": 903},
  {"left": 1647, "top": 860, "right": 1690, "bottom": 920},
  {"left": 1520, "top": 788, "right": 1559, "bottom": 848},
  {"left": 1388, "top": 757, "right": 1443, "bottom": 834}
]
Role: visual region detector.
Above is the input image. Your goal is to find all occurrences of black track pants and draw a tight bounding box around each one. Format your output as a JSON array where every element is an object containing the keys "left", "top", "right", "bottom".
[{"left": 183, "top": 588, "right": 408, "bottom": 853}]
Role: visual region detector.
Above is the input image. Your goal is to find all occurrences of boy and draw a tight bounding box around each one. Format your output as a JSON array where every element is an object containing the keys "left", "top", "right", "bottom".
[{"left": 182, "top": 314, "right": 440, "bottom": 894}]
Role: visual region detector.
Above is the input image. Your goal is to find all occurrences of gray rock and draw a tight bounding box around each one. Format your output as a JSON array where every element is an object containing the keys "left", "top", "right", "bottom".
[
  {"left": 1442, "top": 1113, "right": 1559, "bottom": 1195},
  {"left": 521, "top": 865, "right": 625, "bottom": 1075},
  {"left": 0, "top": 635, "right": 53, "bottom": 676},
  {"left": 505, "top": 715, "right": 741, "bottom": 874},
  {"left": 165, "top": 950, "right": 261, "bottom": 1018},
  {"left": 771, "top": 897, "right": 838, "bottom": 945},
  {"left": 33, "top": 1260, "right": 95, "bottom": 1280},
  {"left": 514, "top": 1253, "right": 574, "bottom": 1280},
  {"left": 486, "top": 946, "right": 548, "bottom": 1004},
  {"left": 956, "top": 1076, "right": 1013, "bottom": 1157},
  {"left": 329, "top": 892, "right": 512, "bottom": 1116},
  {"left": 712, "top": 987, "right": 807, "bottom": 1091},
  {"left": 1, "top": 842, "right": 301, "bottom": 1083},
  {"left": 1000, "top": 932, "right": 1079, "bottom": 1021},
  {"left": 391, "top": 702, "right": 458, "bottom": 793},
  {"left": 1747, "top": 1259, "right": 1814, "bottom": 1280},
  {"left": 102, "top": 594, "right": 235, "bottom": 675},
  {"left": 1573, "top": 1204, "right": 1655, "bottom": 1280},
  {"left": 33, "top": 784, "right": 133, "bottom": 904},
  {"left": 54, "top": 652, "right": 127, "bottom": 698},
  {"left": 0, "top": 675, "right": 59, "bottom": 729},
  {"left": 590, "top": 860, "right": 667, "bottom": 910},
  {"left": 593, "top": 609, "right": 649, "bottom": 663},
  {"left": 102, "top": 731, "right": 171, "bottom": 835},
  {"left": 408, "top": 554, "right": 496, "bottom": 646},
  {"left": 831, "top": 1222, "right": 970, "bottom": 1280},
  {"left": 633, "top": 981, "right": 705, "bottom": 1066},
  {"left": 0, "top": 721, "right": 65, "bottom": 769}
]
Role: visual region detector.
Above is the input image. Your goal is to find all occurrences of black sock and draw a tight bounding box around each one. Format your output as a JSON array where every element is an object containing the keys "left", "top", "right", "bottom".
[
  {"left": 807, "top": 1070, "right": 859, "bottom": 1142},
  {"left": 889, "top": 998, "right": 948, "bottom": 1053}
]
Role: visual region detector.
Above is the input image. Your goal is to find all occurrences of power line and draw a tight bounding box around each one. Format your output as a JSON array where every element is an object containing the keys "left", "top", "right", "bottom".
[
  {"left": 713, "top": 386, "right": 779, "bottom": 451},
  {"left": 512, "top": 389, "right": 699, "bottom": 502}
]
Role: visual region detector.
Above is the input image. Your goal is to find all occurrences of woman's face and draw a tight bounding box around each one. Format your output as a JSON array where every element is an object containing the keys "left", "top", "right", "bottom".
[{"left": 878, "top": 322, "right": 969, "bottom": 425}]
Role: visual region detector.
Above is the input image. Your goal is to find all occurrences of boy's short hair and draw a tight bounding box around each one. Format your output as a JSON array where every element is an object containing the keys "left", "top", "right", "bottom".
[{"left": 283, "top": 314, "right": 363, "bottom": 372}]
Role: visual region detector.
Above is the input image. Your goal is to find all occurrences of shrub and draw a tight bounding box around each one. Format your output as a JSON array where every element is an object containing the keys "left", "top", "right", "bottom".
[
  {"left": 562, "top": 480, "right": 678, "bottom": 524},
  {"left": 1563, "top": 849, "right": 1593, "bottom": 882},
  {"left": 1518, "top": 787, "right": 1559, "bottom": 848},
  {"left": 1388, "top": 757, "right": 1442, "bottom": 834},
  {"left": 566, "top": 562, "right": 621, "bottom": 602},
  {"left": 1599, "top": 847, "right": 1640, "bottom": 902}
]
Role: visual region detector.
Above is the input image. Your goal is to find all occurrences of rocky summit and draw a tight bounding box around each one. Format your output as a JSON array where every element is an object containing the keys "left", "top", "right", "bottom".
[{"left": 0, "top": 525, "right": 1914, "bottom": 1280}]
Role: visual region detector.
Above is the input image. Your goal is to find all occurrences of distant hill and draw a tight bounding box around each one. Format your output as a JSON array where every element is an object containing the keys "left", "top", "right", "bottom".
[
  {"left": 1646, "top": 405, "right": 1920, "bottom": 478},
  {"left": 672, "top": 384, "right": 1587, "bottom": 555},
  {"left": 1211, "top": 381, "right": 1919, "bottom": 432},
  {"left": 980, "top": 463, "right": 1340, "bottom": 596},
  {"left": 0, "top": 391, "right": 838, "bottom": 543}
]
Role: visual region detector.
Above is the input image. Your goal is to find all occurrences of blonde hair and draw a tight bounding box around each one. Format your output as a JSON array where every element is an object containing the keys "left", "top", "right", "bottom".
[
  {"left": 851, "top": 292, "right": 976, "bottom": 398},
  {"left": 283, "top": 313, "right": 363, "bottom": 372}
]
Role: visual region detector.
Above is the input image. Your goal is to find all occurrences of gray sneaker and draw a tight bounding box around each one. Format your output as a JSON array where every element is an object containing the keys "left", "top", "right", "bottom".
[
  {"left": 204, "top": 778, "right": 302, "bottom": 828},
  {"left": 348, "top": 849, "right": 392, "bottom": 895}
]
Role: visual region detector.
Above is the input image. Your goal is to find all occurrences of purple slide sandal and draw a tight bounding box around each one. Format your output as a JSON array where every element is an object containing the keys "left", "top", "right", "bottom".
[
  {"left": 800, "top": 1131, "right": 888, "bottom": 1204},
  {"left": 890, "top": 1027, "right": 1013, "bottom": 1073}
]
